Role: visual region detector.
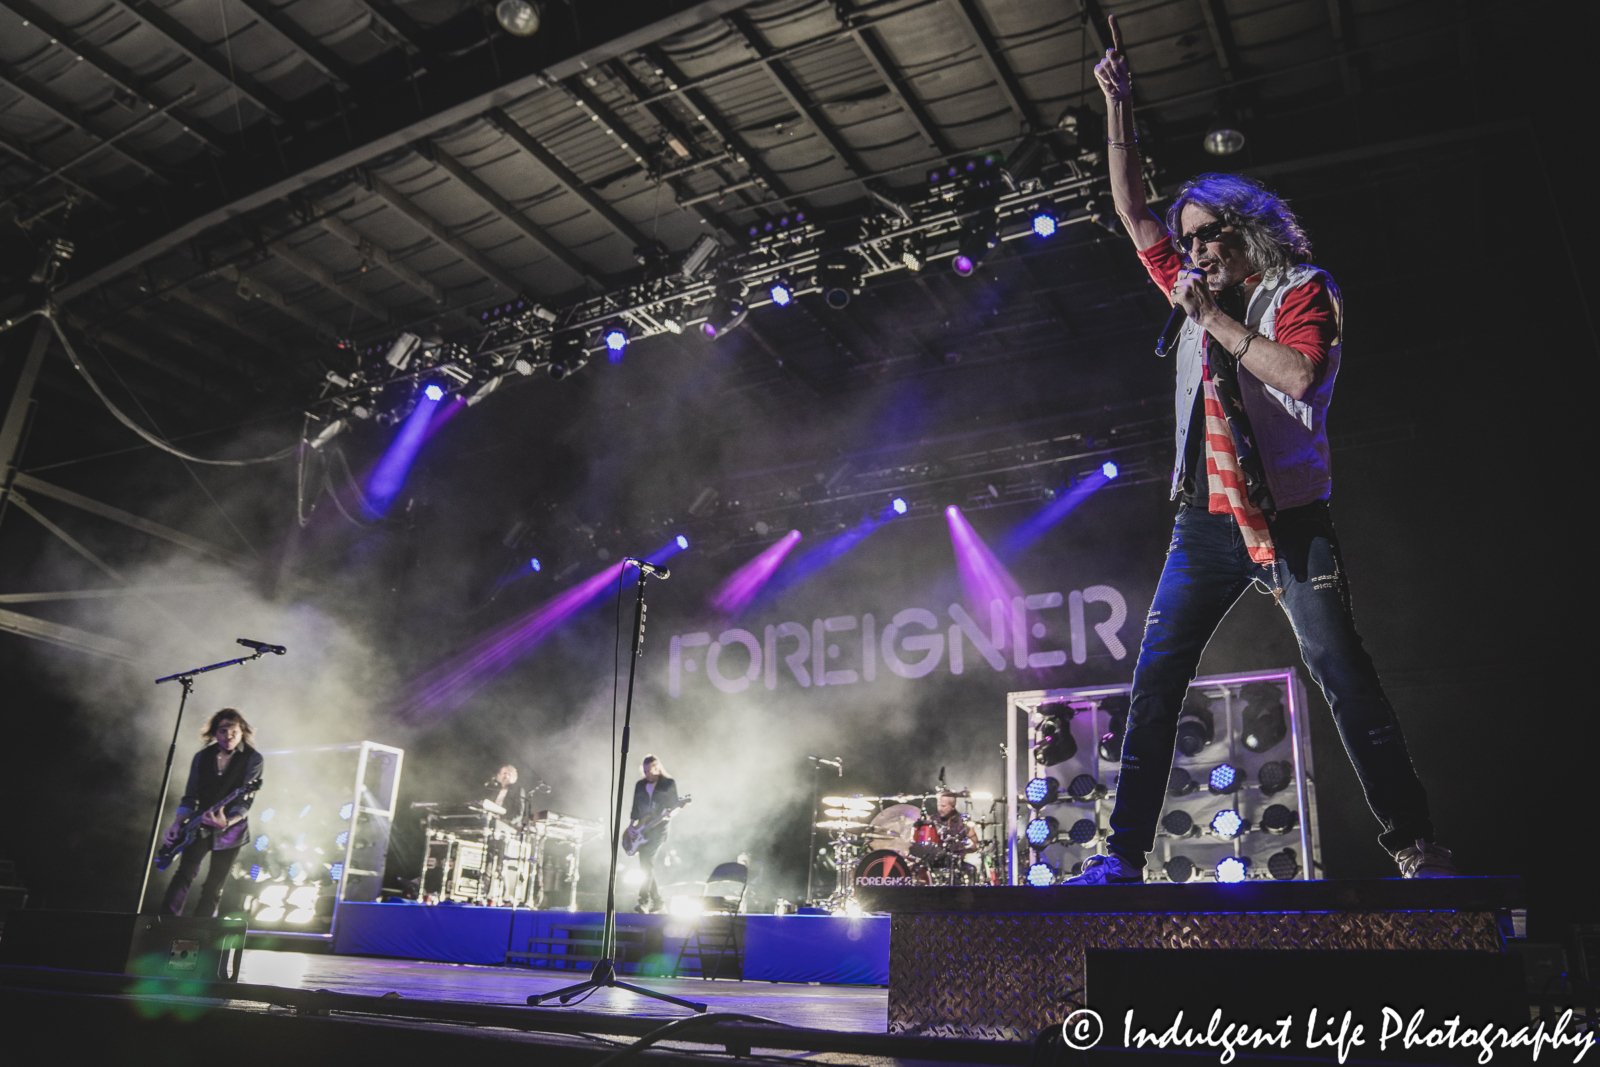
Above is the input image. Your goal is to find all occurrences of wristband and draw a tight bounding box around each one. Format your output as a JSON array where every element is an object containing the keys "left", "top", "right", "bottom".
[{"left": 1106, "top": 135, "right": 1138, "bottom": 150}]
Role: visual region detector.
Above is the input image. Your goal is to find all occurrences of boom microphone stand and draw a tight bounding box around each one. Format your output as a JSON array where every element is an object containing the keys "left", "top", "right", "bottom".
[
  {"left": 529, "top": 562, "right": 704, "bottom": 1012},
  {"left": 137, "top": 641, "right": 282, "bottom": 913}
]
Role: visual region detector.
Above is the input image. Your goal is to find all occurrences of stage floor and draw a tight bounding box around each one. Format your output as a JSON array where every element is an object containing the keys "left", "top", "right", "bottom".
[{"left": 237, "top": 948, "right": 890, "bottom": 1032}]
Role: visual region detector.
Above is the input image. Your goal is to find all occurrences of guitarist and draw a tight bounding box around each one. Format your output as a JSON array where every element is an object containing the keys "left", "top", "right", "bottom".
[
  {"left": 158, "top": 708, "right": 265, "bottom": 916},
  {"left": 628, "top": 755, "right": 677, "bottom": 914}
]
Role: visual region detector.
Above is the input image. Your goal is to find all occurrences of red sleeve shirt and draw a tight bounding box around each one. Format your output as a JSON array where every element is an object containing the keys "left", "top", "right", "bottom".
[{"left": 1135, "top": 236, "right": 1338, "bottom": 369}]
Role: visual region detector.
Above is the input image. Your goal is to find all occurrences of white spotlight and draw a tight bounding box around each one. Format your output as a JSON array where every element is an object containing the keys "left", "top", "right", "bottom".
[{"left": 495, "top": 0, "right": 541, "bottom": 37}]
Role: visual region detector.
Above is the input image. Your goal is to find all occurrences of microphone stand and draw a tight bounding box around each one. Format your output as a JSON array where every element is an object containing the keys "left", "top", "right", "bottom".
[
  {"left": 137, "top": 649, "right": 269, "bottom": 913},
  {"left": 528, "top": 566, "right": 704, "bottom": 1012}
]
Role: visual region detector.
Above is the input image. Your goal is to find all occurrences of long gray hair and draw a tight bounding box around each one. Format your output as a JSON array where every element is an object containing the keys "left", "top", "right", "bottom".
[{"left": 1165, "top": 173, "right": 1312, "bottom": 275}]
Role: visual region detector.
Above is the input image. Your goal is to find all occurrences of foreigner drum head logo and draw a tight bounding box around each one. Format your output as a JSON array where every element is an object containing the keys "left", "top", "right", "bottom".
[{"left": 853, "top": 849, "right": 926, "bottom": 886}]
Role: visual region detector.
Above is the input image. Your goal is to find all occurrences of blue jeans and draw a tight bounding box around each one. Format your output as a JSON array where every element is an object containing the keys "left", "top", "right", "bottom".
[{"left": 1106, "top": 503, "right": 1433, "bottom": 863}]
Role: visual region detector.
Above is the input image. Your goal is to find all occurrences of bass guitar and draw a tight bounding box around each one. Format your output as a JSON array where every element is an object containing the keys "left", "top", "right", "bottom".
[
  {"left": 622, "top": 795, "right": 692, "bottom": 856},
  {"left": 154, "top": 777, "right": 263, "bottom": 871}
]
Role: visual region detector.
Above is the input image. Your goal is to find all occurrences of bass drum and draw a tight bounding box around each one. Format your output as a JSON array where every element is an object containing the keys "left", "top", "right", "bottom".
[{"left": 852, "top": 848, "right": 930, "bottom": 887}]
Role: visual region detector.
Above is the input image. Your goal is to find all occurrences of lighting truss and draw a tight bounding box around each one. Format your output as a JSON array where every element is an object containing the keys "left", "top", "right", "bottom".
[{"left": 304, "top": 160, "right": 1115, "bottom": 426}]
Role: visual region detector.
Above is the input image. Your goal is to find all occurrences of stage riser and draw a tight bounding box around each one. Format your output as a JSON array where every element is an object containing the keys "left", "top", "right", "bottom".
[{"left": 888, "top": 910, "right": 1504, "bottom": 1039}]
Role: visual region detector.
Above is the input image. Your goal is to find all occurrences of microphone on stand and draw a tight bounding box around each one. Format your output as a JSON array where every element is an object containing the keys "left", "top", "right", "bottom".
[
  {"left": 237, "top": 638, "right": 287, "bottom": 655},
  {"left": 623, "top": 558, "right": 670, "bottom": 579}
]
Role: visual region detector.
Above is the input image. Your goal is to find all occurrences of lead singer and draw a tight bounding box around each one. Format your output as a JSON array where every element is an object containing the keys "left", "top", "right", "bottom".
[{"left": 1068, "top": 16, "right": 1454, "bottom": 885}]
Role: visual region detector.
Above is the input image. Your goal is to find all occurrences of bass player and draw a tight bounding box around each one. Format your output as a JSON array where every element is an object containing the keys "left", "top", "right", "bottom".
[{"left": 628, "top": 755, "right": 678, "bottom": 913}]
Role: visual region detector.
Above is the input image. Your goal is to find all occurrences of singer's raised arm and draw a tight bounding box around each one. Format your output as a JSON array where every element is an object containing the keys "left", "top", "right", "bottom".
[{"left": 1094, "top": 15, "right": 1167, "bottom": 255}]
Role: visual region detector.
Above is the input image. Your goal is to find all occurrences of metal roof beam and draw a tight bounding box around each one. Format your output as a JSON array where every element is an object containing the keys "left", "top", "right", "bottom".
[
  {"left": 316, "top": 212, "right": 445, "bottom": 305},
  {"left": 1326, "top": 0, "right": 1362, "bottom": 94},
  {"left": 639, "top": 46, "right": 797, "bottom": 206},
  {"left": 483, "top": 108, "right": 650, "bottom": 251},
  {"left": 364, "top": 168, "right": 526, "bottom": 298},
  {"left": 570, "top": 69, "right": 739, "bottom": 241},
  {"left": 116, "top": 301, "right": 270, "bottom": 385},
  {"left": 0, "top": 0, "right": 224, "bottom": 154},
  {"left": 945, "top": 0, "right": 1042, "bottom": 132},
  {"left": 0, "top": 126, "right": 108, "bottom": 206},
  {"left": 725, "top": 11, "right": 867, "bottom": 177},
  {"left": 99, "top": 0, "right": 284, "bottom": 121},
  {"left": 232, "top": 0, "right": 356, "bottom": 90},
  {"left": 0, "top": 64, "right": 167, "bottom": 183},
  {"left": 268, "top": 238, "right": 392, "bottom": 323},
  {"left": 53, "top": 0, "right": 756, "bottom": 303},
  {"left": 214, "top": 263, "right": 343, "bottom": 340},
  {"left": 1076, "top": 0, "right": 1111, "bottom": 52},
  {"left": 845, "top": 18, "right": 950, "bottom": 155},
  {"left": 1198, "top": 0, "right": 1244, "bottom": 81},
  {"left": 419, "top": 140, "right": 603, "bottom": 291},
  {"left": 59, "top": 308, "right": 247, "bottom": 405}
]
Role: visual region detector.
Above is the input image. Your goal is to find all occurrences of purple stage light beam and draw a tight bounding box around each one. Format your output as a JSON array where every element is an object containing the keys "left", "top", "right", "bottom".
[
  {"left": 1000, "top": 465, "right": 1117, "bottom": 558},
  {"left": 708, "top": 530, "right": 801, "bottom": 617},
  {"left": 946, "top": 505, "right": 1022, "bottom": 617},
  {"left": 395, "top": 561, "right": 628, "bottom": 724},
  {"left": 363, "top": 391, "right": 442, "bottom": 517}
]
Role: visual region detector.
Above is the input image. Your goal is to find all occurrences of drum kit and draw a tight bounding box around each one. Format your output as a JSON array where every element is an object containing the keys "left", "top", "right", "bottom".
[
  {"left": 415, "top": 800, "right": 600, "bottom": 908},
  {"left": 813, "top": 791, "right": 998, "bottom": 909}
]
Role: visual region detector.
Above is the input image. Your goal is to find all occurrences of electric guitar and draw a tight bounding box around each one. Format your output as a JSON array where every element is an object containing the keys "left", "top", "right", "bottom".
[
  {"left": 622, "top": 795, "right": 692, "bottom": 856},
  {"left": 154, "top": 777, "right": 263, "bottom": 871}
]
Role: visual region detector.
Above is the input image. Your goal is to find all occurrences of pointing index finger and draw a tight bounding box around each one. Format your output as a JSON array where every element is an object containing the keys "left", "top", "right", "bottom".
[{"left": 1107, "top": 13, "right": 1126, "bottom": 54}]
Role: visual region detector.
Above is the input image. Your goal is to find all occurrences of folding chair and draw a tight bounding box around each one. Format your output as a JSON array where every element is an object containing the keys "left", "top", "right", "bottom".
[{"left": 672, "top": 861, "right": 746, "bottom": 980}]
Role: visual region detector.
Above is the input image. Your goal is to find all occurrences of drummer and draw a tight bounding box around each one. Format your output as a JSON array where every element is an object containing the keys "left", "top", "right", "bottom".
[{"left": 934, "top": 790, "right": 982, "bottom": 854}]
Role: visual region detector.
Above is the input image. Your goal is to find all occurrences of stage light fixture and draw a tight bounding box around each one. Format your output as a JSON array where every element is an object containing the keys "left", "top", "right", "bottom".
[
  {"left": 769, "top": 278, "right": 794, "bottom": 307},
  {"left": 1210, "top": 809, "right": 1245, "bottom": 838},
  {"left": 1258, "top": 760, "right": 1293, "bottom": 797},
  {"left": 898, "top": 236, "right": 925, "bottom": 272},
  {"left": 339, "top": 802, "right": 354, "bottom": 820},
  {"left": 891, "top": 497, "right": 908, "bottom": 515},
  {"left": 1067, "top": 773, "right": 1106, "bottom": 801},
  {"left": 819, "top": 251, "right": 864, "bottom": 309},
  {"left": 1066, "top": 818, "right": 1099, "bottom": 846},
  {"left": 253, "top": 834, "right": 269, "bottom": 851},
  {"left": 1209, "top": 763, "right": 1240, "bottom": 793},
  {"left": 1026, "top": 862, "right": 1055, "bottom": 887},
  {"left": 308, "top": 419, "right": 346, "bottom": 450},
  {"left": 1260, "top": 804, "right": 1297, "bottom": 834},
  {"left": 1216, "top": 856, "right": 1249, "bottom": 883},
  {"left": 1267, "top": 848, "right": 1299, "bottom": 880},
  {"left": 1175, "top": 695, "right": 1215, "bottom": 756},
  {"left": 1240, "top": 682, "right": 1287, "bottom": 752},
  {"left": 701, "top": 284, "right": 749, "bottom": 338},
  {"left": 1034, "top": 712, "right": 1077, "bottom": 766},
  {"left": 1024, "top": 776, "right": 1059, "bottom": 808},
  {"left": 422, "top": 382, "right": 445, "bottom": 402},
  {"left": 260, "top": 808, "right": 275, "bottom": 823},
  {"left": 330, "top": 862, "right": 344, "bottom": 882},
  {"left": 602, "top": 324, "right": 630, "bottom": 362},
  {"left": 1161, "top": 809, "right": 1196, "bottom": 837},
  {"left": 529, "top": 557, "right": 542, "bottom": 572},
  {"left": 1030, "top": 204, "right": 1059, "bottom": 238},
  {"left": 1101, "top": 461, "right": 1119, "bottom": 479},
  {"left": 495, "top": 0, "right": 541, "bottom": 36},
  {"left": 1025, "top": 816, "right": 1059, "bottom": 847},
  {"left": 1098, "top": 695, "right": 1129, "bottom": 762},
  {"left": 1204, "top": 119, "right": 1246, "bottom": 156},
  {"left": 1167, "top": 767, "right": 1198, "bottom": 798},
  {"left": 952, "top": 212, "right": 998, "bottom": 277},
  {"left": 548, "top": 334, "right": 589, "bottom": 379},
  {"left": 288, "top": 861, "right": 305, "bottom": 881},
  {"left": 1166, "top": 856, "right": 1195, "bottom": 883},
  {"left": 676, "top": 534, "right": 689, "bottom": 550}
]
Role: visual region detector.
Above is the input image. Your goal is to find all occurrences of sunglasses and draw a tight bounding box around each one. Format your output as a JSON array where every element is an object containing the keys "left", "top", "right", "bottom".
[{"left": 1177, "top": 220, "right": 1229, "bottom": 250}]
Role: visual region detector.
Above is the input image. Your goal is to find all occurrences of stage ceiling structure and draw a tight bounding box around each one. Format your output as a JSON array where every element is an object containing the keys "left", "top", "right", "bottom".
[{"left": 0, "top": 0, "right": 1501, "bottom": 436}]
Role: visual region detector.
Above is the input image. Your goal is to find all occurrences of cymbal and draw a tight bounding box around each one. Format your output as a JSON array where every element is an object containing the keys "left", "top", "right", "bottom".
[
  {"left": 823, "top": 807, "right": 862, "bottom": 818},
  {"left": 815, "top": 819, "right": 867, "bottom": 830},
  {"left": 822, "top": 796, "right": 875, "bottom": 810},
  {"left": 865, "top": 803, "right": 921, "bottom": 853}
]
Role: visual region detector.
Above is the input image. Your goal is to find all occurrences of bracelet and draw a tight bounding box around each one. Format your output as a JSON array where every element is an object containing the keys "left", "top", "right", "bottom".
[
  {"left": 1233, "top": 331, "right": 1259, "bottom": 360},
  {"left": 1106, "top": 135, "right": 1138, "bottom": 150}
]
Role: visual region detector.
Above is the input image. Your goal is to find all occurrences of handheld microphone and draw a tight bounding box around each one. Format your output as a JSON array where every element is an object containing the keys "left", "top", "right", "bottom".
[
  {"left": 623, "top": 558, "right": 670, "bottom": 579},
  {"left": 237, "top": 638, "right": 287, "bottom": 655}
]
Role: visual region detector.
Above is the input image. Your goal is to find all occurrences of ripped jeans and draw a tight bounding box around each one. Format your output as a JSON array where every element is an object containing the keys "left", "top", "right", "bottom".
[{"left": 1105, "top": 502, "right": 1433, "bottom": 863}]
